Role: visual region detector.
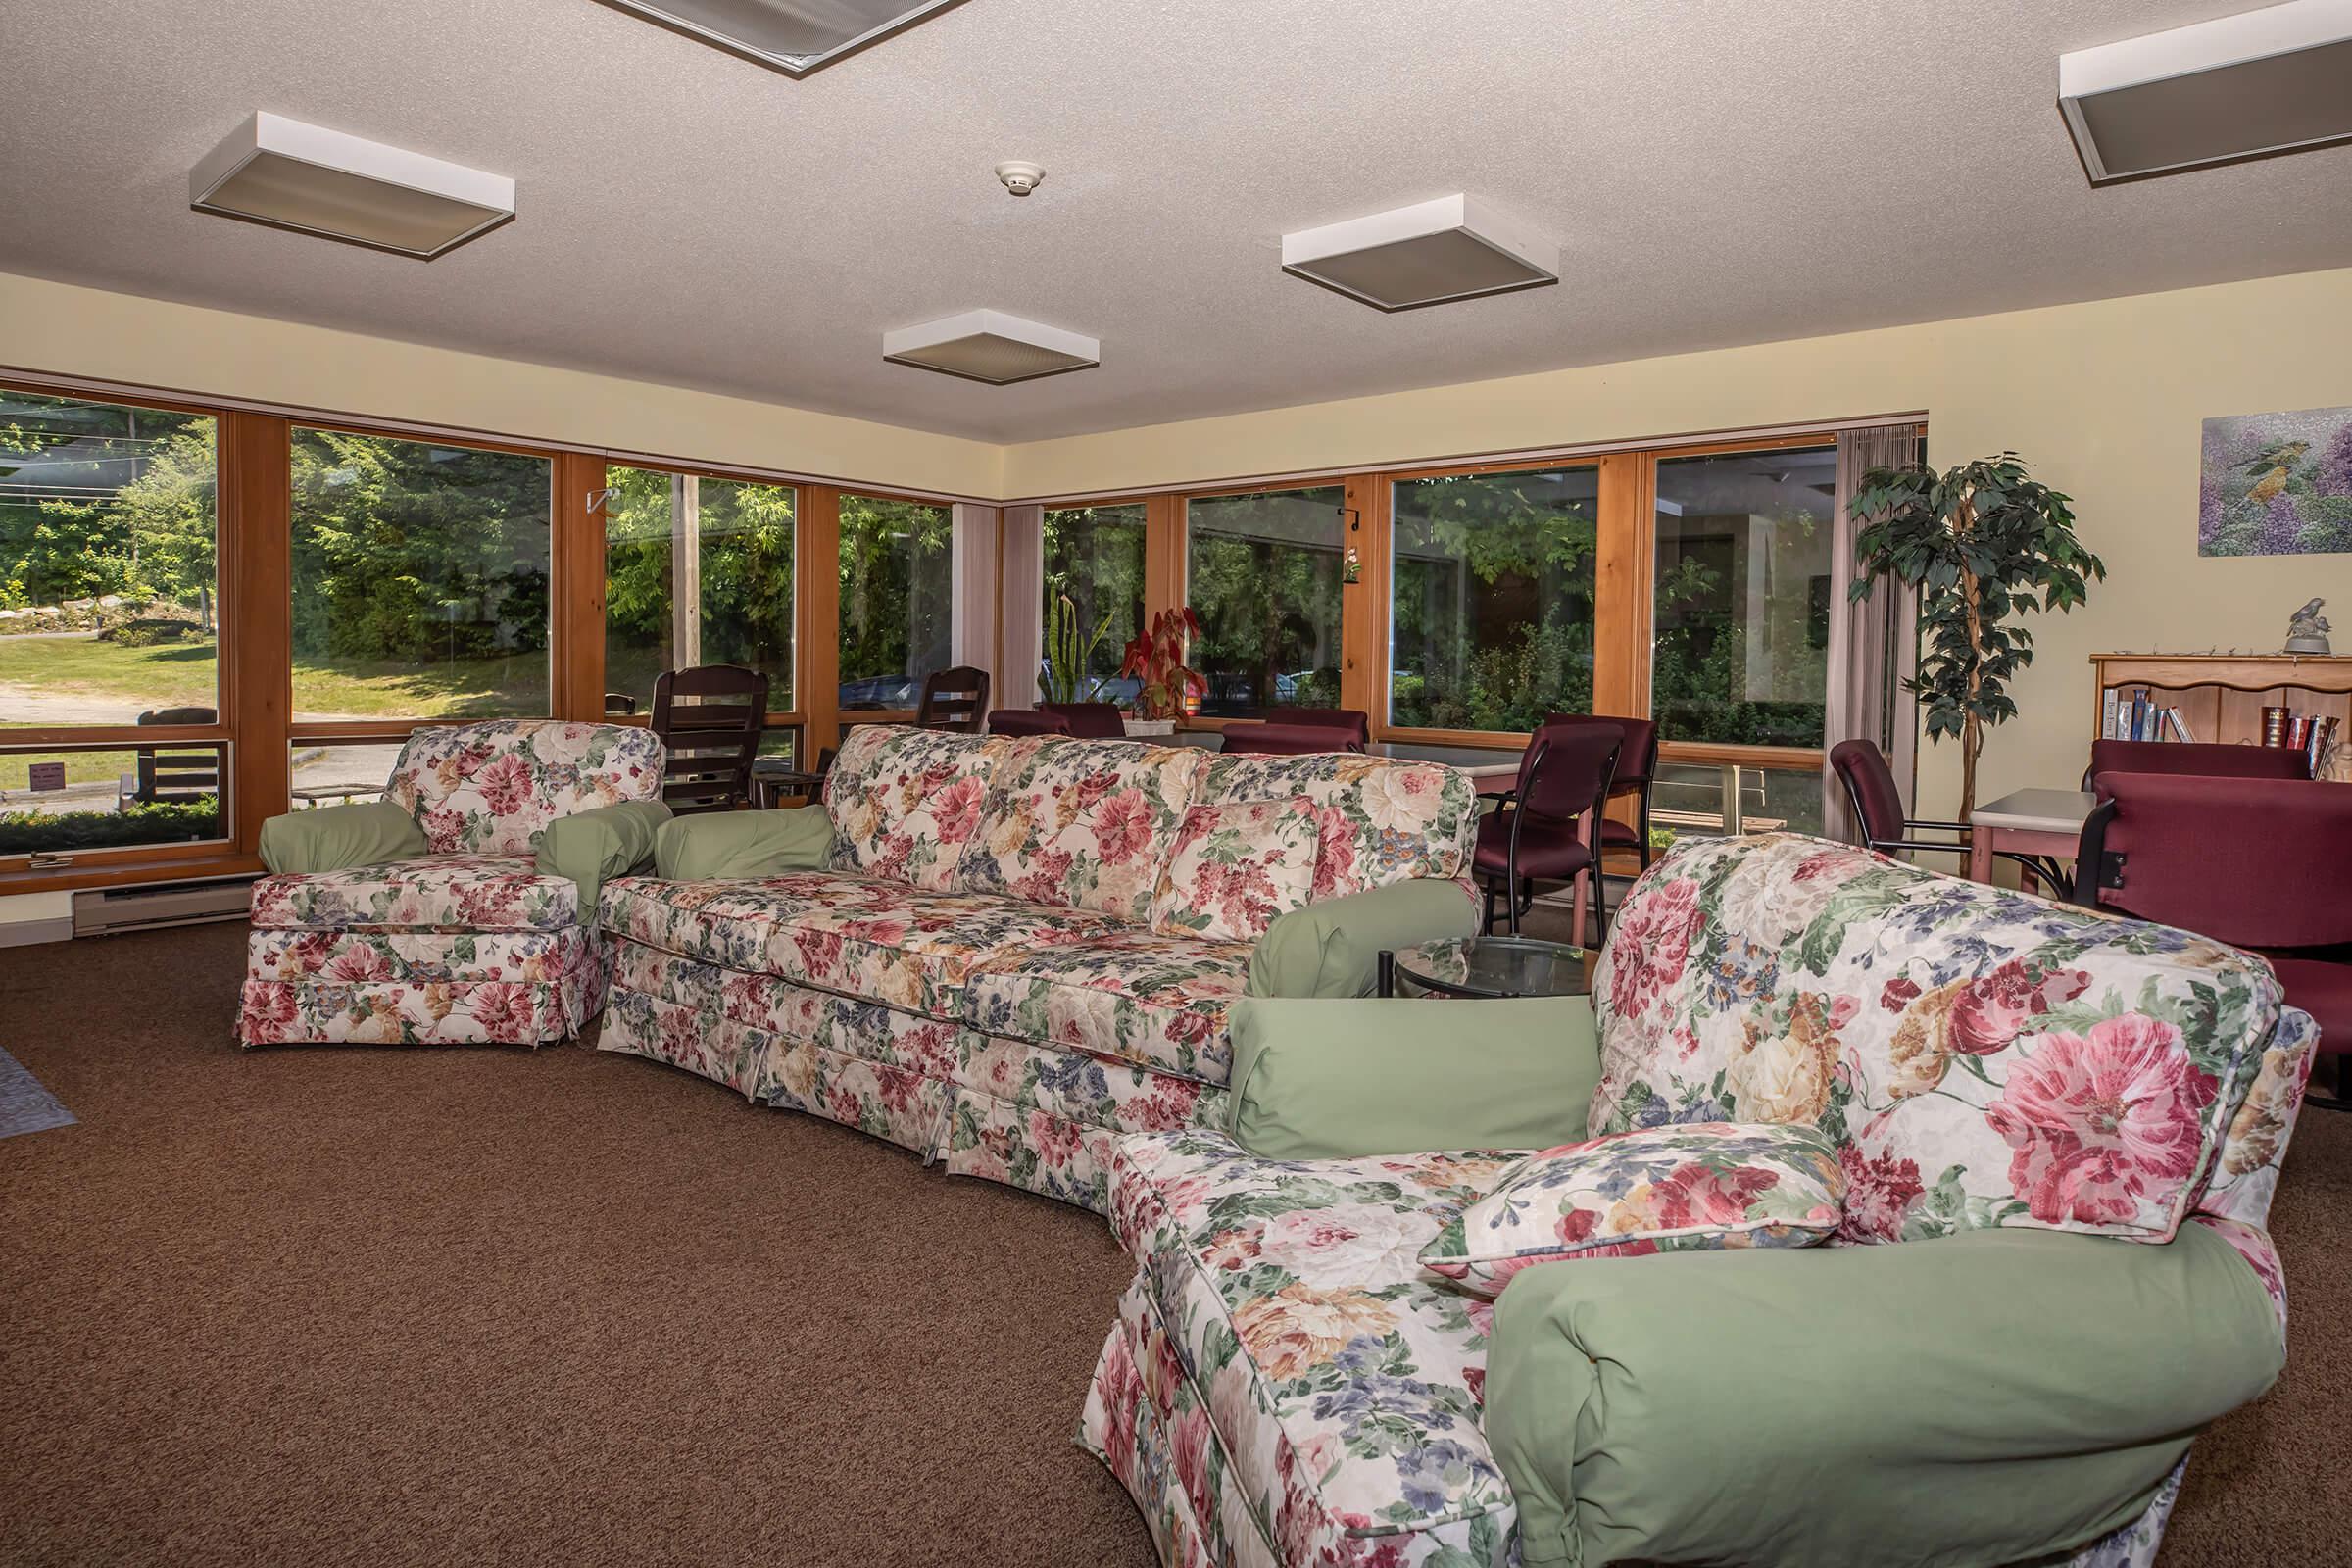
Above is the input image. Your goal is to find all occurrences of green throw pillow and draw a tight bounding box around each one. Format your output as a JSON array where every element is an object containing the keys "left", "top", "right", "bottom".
[
  {"left": 536, "top": 800, "right": 671, "bottom": 919},
  {"left": 654, "top": 806, "right": 834, "bottom": 881},
  {"left": 1248, "top": 880, "right": 1481, "bottom": 998},
  {"left": 257, "top": 801, "right": 426, "bottom": 875}
]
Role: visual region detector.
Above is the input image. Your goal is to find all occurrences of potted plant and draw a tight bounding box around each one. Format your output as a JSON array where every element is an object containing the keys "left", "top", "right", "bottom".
[
  {"left": 1849, "top": 452, "right": 2105, "bottom": 818},
  {"left": 1118, "top": 607, "right": 1204, "bottom": 737},
  {"left": 1039, "top": 588, "right": 1113, "bottom": 705}
]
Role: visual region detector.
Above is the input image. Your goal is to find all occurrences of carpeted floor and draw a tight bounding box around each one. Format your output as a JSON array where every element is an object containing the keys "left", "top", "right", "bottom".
[{"left": 1, "top": 920, "right": 2345, "bottom": 1567}]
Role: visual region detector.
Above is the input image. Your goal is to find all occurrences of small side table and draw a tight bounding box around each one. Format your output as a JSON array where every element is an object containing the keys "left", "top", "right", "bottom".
[
  {"left": 1967, "top": 788, "right": 2095, "bottom": 885},
  {"left": 750, "top": 763, "right": 828, "bottom": 810},
  {"left": 1379, "top": 936, "right": 1591, "bottom": 999}
]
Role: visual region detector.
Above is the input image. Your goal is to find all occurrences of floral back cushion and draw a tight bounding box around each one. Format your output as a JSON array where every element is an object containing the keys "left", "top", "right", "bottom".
[
  {"left": 387, "top": 720, "right": 663, "bottom": 856},
  {"left": 956, "top": 737, "right": 1207, "bottom": 920},
  {"left": 1419, "top": 1121, "right": 1843, "bottom": 1298},
  {"left": 1192, "top": 753, "right": 1478, "bottom": 899},
  {"left": 823, "top": 725, "right": 1040, "bottom": 892},
  {"left": 1148, "top": 796, "right": 1322, "bottom": 941},
  {"left": 1590, "top": 833, "right": 2283, "bottom": 1247}
]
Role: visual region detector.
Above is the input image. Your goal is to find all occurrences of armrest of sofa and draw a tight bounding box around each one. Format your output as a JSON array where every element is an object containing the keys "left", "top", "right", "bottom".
[
  {"left": 1486, "top": 1221, "right": 2284, "bottom": 1568},
  {"left": 257, "top": 801, "right": 426, "bottom": 875},
  {"left": 652, "top": 805, "right": 833, "bottom": 881},
  {"left": 1224, "top": 995, "right": 1599, "bottom": 1159},
  {"left": 1247, "top": 879, "right": 1480, "bottom": 998},
  {"left": 536, "top": 800, "right": 671, "bottom": 920}
]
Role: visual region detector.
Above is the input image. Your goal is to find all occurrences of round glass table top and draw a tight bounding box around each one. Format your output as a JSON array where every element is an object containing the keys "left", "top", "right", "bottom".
[{"left": 1388, "top": 936, "right": 1590, "bottom": 1000}]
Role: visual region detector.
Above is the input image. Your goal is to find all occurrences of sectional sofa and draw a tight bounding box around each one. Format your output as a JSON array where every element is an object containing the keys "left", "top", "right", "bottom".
[{"left": 593, "top": 724, "right": 1485, "bottom": 1211}]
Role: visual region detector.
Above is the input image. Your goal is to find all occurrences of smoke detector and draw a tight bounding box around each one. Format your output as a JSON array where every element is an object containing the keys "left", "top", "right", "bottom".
[{"left": 995, "top": 160, "right": 1045, "bottom": 197}]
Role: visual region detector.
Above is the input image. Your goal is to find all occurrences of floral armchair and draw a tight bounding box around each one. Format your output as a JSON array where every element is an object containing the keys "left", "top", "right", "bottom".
[{"left": 239, "top": 720, "right": 666, "bottom": 1048}]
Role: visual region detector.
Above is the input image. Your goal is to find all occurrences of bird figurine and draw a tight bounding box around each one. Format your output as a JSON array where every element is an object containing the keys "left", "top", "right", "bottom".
[
  {"left": 2242, "top": 440, "right": 2311, "bottom": 505},
  {"left": 2285, "top": 597, "right": 2331, "bottom": 655}
]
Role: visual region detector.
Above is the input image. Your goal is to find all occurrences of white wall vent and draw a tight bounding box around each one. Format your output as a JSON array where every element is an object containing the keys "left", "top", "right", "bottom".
[
  {"left": 72, "top": 876, "right": 255, "bottom": 938},
  {"left": 2059, "top": 0, "right": 2352, "bottom": 182},
  {"left": 1281, "top": 194, "right": 1558, "bottom": 311}
]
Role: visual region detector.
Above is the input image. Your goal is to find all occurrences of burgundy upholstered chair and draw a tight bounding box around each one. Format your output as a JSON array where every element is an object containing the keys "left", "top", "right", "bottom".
[
  {"left": 988, "top": 709, "right": 1071, "bottom": 738},
  {"left": 1271, "top": 707, "right": 1371, "bottom": 745},
  {"left": 1545, "top": 711, "right": 1658, "bottom": 872},
  {"left": 2076, "top": 772, "right": 2351, "bottom": 1108},
  {"left": 1220, "top": 722, "right": 1367, "bottom": 757},
  {"left": 1037, "top": 701, "right": 1129, "bottom": 739},
  {"left": 1476, "top": 721, "right": 1621, "bottom": 941},
  {"left": 2079, "top": 738, "right": 2310, "bottom": 790},
  {"left": 1830, "top": 738, "right": 2067, "bottom": 888}
]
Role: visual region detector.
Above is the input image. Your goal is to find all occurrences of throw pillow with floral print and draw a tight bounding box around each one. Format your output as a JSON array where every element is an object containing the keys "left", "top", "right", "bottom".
[
  {"left": 1419, "top": 1120, "right": 1845, "bottom": 1298},
  {"left": 1149, "top": 796, "right": 1323, "bottom": 942}
]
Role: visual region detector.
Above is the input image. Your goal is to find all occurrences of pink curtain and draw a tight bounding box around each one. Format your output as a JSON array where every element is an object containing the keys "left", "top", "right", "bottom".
[{"left": 1824, "top": 424, "right": 1923, "bottom": 840}]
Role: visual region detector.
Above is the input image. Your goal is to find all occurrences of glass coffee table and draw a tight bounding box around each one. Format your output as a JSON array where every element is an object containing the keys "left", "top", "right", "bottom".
[{"left": 1379, "top": 936, "right": 1591, "bottom": 999}]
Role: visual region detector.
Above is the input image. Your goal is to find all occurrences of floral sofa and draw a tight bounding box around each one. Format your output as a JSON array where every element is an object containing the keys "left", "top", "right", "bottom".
[
  {"left": 1082, "top": 832, "right": 2316, "bottom": 1567},
  {"left": 594, "top": 724, "right": 1481, "bottom": 1210},
  {"left": 240, "top": 720, "right": 666, "bottom": 1047}
]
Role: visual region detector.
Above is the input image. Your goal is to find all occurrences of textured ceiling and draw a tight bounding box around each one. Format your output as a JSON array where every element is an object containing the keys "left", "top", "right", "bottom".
[{"left": 3, "top": 0, "right": 2349, "bottom": 445}]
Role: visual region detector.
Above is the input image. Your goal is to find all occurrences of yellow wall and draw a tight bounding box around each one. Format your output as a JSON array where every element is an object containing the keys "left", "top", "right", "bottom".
[
  {"left": 1003, "top": 267, "right": 2352, "bottom": 816},
  {"left": 0, "top": 270, "right": 1004, "bottom": 499}
]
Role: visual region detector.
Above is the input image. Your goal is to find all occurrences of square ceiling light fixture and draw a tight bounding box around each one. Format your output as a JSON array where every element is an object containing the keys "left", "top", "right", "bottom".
[
  {"left": 2059, "top": 0, "right": 2352, "bottom": 182},
  {"left": 190, "top": 113, "right": 514, "bottom": 259},
  {"left": 1282, "top": 194, "right": 1558, "bottom": 311},
  {"left": 882, "top": 311, "right": 1099, "bottom": 385},
  {"left": 601, "top": 0, "right": 967, "bottom": 75}
]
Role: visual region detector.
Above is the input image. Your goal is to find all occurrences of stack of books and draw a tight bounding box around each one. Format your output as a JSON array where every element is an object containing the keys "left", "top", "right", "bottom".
[
  {"left": 2100, "top": 687, "right": 2194, "bottom": 743},
  {"left": 2263, "top": 706, "right": 2341, "bottom": 778}
]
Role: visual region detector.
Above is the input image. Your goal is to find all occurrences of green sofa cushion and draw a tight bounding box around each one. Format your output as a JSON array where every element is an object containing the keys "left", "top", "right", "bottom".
[
  {"left": 1225, "top": 995, "right": 1600, "bottom": 1159},
  {"left": 257, "top": 801, "right": 426, "bottom": 876},
  {"left": 1487, "top": 1221, "right": 2283, "bottom": 1568},
  {"left": 1247, "top": 879, "right": 1481, "bottom": 998},
  {"left": 536, "top": 800, "right": 671, "bottom": 920},
  {"left": 653, "top": 806, "right": 834, "bottom": 881}
]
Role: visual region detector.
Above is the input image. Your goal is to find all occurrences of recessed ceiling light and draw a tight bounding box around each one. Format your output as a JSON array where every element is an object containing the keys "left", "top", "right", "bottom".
[
  {"left": 2060, "top": 0, "right": 2352, "bottom": 182},
  {"left": 189, "top": 113, "right": 514, "bottom": 259},
  {"left": 601, "top": 0, "right": 968, "bottom": 76},
  {"left": 1282, "top": 194, "right": 1558, "bottom": 311},
  {"left": 882, "top": 311, "right": 1099, "bottom": 385}
]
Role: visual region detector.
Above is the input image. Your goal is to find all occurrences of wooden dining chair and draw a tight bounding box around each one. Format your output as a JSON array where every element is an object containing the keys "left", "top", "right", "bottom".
[
  {"left": 914, "top": 666, "right": 991, "bottom": 733},
  {"left": 651, "top": 664, "right": 769, "bottom": 814}
]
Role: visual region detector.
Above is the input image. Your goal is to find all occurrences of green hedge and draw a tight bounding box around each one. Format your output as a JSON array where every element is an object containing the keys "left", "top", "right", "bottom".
[{"left": 0, "top": 798, "right": 220, "bottom": 854}]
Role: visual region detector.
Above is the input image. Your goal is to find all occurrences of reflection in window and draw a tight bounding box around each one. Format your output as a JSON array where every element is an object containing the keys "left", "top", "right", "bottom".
[
  {"left": 604, "top": 467, "right": 795, "bottom": 714},
  {"left": 1041, "top": 503, "right": 1145, "bottom": 703},
  {"left": 1651, "top": 447, "right": 1835, "bottom": 748},
  {"left": 1390, "top": 466, "right": 1597, "bottom": 731},
  {"left": 0, "top": 391, "right": 219, "bottom": 728},
  {"left": 1651, "top": 760, "right": 1825, "bottom": 843},
  {"left": 1186, "top": 487, "right": 1344, "bottom": 717},
  {"left": 0, "top": 743, "right": 225, "bottom": 854},
  {"left": 289, "top": 739, "right": 407, "bottom": 809},
  {"left": 838, "top": 495, "right": 953, "bottom": 710},
  {"left": 290, "top": 430, "right": 551, "bottom": 721}
]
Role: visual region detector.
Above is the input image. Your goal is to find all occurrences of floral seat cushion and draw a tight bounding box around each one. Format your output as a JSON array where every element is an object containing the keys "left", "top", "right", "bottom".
[
  {"left": 1106, "top": 1128, "right": 1527, "bottom": 1565},
  {"left": 250, "top": 855, "right": 581, "bottom": 932},
  {"left": 599, "top": 870, "right": 1125, "bottom": 1021},
  {"left": 958, "top": 737, "right": 1207, "bottom": 921},
  {"left": 386, "top": 720, "right": 664, "bottom": 856},
  {"left": 1192, "top": 753, "right": 1480, "bottom": 898},
  {"left": 964, "top": 928, "right": 1254, "bottom": 1083},
  {"left": 822, "top": 726, "right": 1043, "bottom": 892}
]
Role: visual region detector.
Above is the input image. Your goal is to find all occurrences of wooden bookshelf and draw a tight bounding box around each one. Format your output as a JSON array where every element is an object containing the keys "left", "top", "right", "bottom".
[{"left": 2089, "top": 653, "right": 2352, "bottom": 779}]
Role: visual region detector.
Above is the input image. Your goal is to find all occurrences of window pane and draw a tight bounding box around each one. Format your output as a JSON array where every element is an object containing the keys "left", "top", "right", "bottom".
[
  {"left": 290, "top": 738, "right": 406, "bottom": 808},
  {"left": 1, "top": 743, "right": 225, "bottom": 854},
  {"left": 837, "top": 494, "right": 952, "bottom": 710},
  {"left": 0, "top": 391, "right": 219, "bottom": 727},
  {"left": 1390, "top": 466, "right": 1597, "bottom": 731},
  {"left": 1041, "top": 503, "right": 1145, "bottom": 703},
  {"left": 1651, "top": 447, "right": 1836, "bottom": 747},
  {"left": 290, "top": 430, "right": 551, "bottom": 721},
  {"left": 604, "top": 466, "right": 796, "bottom": 715},
  {"left": 1652, "top": 760, "right": 1825, "bottom": 843},
  {"left": 1187, "top": 486, "right": 1344, "bottom": 717}
]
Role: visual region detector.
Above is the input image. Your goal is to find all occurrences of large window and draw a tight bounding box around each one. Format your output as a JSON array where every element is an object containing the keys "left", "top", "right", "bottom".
[
  {"left": 0, "top": 390, "right": 219, "bottom": 728},
  {"left": 1041, "top": 503, "right": 1144, "bottom": 703},
  {"left": 603, "top": 466, "right": 796, "bottom": 714},
  {"left": 1186, "top": 486, "right": 1344, "bottom": 717},
  {"left": 290, "top": 430, "right": 551, "bottom": 721},
  {"left": 1651, "top": 446, "right": 1836, "bottom": 748},
  {"left": 837, "top": 494, "right": 952, "bottom": 710},
  {"left": 1390, "top": 465, "right": 1598, "bottom": 731}
]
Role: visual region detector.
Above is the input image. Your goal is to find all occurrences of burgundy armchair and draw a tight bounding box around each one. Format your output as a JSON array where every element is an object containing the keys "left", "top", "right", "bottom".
[
  {"left": 2080, "top": 738, "right": 2309, "bottom": 790},
  {"left": 1475, "top": 720, "right": 1621, "bottom": 942},
  {"left": 1270, "top": 707, "right": 1371, "bottom": 745},
  {"left": 1036, "top": 701, "right": 1128, "bottom": 739},
  {"left": 987, "top": 709, "right": 1071, "bottom": 738},
  {"left": 1220, "top": 721, "right": 1367, "bottom": 757},
  {"left": 2075, "top": 771, "right": 2350, "bottom": 1108},
  {"left": 1545, "top": 711, "right": 1658, "bottom": 872}
]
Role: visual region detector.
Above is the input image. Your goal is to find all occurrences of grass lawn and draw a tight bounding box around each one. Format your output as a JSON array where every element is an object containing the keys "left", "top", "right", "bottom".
[{"left": 0, "top": 632, "right": 548, "bottom": 720}]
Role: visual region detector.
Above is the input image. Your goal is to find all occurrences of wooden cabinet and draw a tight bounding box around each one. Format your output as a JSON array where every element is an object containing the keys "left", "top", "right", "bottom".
[{"left": 2088, "top": 653, "right": 2352, "bottom": 779}]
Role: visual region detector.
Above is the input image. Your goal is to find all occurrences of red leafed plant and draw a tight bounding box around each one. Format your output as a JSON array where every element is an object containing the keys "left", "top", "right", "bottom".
[{"left": 1119, "top": 607, "right": 1205, "bottom": 719}]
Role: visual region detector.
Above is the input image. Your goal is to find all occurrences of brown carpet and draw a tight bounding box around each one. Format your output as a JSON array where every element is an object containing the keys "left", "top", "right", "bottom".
[{"left": 1, "top": 921, "right": 2345, "bottom": 1567}]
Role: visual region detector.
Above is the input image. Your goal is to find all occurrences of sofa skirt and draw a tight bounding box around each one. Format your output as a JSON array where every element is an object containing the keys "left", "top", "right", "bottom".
[
  {"left": 237, "top": 925, "right": 604, "bottom": 1047},
  {"left": 597, "top": 936, "right": 1227, "bottom": 1212}
]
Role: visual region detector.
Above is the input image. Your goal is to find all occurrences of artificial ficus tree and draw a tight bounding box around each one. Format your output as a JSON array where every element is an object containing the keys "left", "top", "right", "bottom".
[{"left": 1849, "top": 453, "right": 2105, "bottom": 819}]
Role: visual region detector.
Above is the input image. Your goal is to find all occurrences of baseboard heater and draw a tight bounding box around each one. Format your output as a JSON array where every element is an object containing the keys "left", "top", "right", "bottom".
[{"left": 72, "top": 875, "right": 256, "bottom": 938}]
